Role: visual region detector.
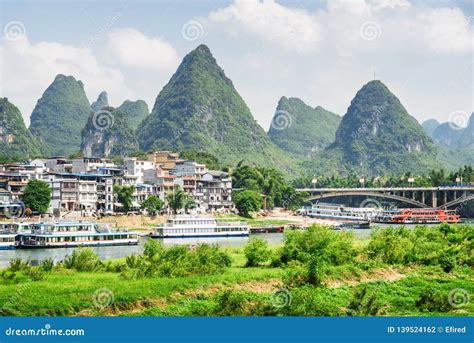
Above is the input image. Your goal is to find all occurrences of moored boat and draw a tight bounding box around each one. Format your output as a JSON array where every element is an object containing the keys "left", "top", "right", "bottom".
[
  {"left": 373, "top": 208, "right": 460, "bottom": 224},
  {"left": 150, "top": 216, "right": 249, "bottom": 238},
  {"left": 306, "top": 203, "right": 381, "bottom": 222},
  {"left": 17, "top": 221, "right": 138, "bottom": 248},
  {"left": 0, "top": 233, "right": 16, "bottom": 250}
]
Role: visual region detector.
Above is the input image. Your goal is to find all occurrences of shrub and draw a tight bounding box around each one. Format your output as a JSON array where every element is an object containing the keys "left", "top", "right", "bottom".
[
  {"left": 7, "top": 258, "right": 31, "bottom": 273},
  {"left": 244, "top": 238, "right": 271, "bottom": 267},
  {"left": 416, "top": 287, "right": 451, "bottom": 312},
  {"left": 347, "top": 285, "right": 384, "bottom": 316},
  {"left": 63, "top": 248, "right": 102, "bottom": 272},
  {"left": 40, "top": 258, "right": 54, "bottom": 272}
]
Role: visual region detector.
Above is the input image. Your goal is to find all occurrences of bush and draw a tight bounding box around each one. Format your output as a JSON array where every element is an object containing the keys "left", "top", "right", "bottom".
[
  {"left": 121, "top": 243, "right": 232, "bottom": 279},
  {"left": 416, "top": 287, "right": 451, "bottom": 312},
  {"left": 40, "top": 258, "right": 54, "bottom": 272},
  {"left": 244, "top": 238, "right": 271, "bottom": 267},
  {"left": 347, "top": 285, "right": 384, "bottom": 316},
  {"left": 7, "top": 258, "right": 31, "bottom": 273},
  {"left": 63, "top": 248, "right": 102, "bottom": 272}
]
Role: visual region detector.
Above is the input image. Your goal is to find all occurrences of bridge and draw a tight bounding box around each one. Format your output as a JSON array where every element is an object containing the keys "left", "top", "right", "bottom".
[{"left": 297, "top": 186, "right": 474, "bottom": 209}]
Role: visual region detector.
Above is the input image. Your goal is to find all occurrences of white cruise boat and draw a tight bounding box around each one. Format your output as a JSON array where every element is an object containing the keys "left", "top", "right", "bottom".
[
  {"left": 17, "top": 222, "right": 139, "bottom": 249},
  {"left": 306, "top": 203, "right": 381, "bottom": 222},
  {"left": 0, "top": 232, "right": 16, "bottom": 250},
  {"left": 1, "top": 222, "right": 32, "bottom": 234},
  {"left": 151, "top": 216, "right": 249, "bottom": 238}
]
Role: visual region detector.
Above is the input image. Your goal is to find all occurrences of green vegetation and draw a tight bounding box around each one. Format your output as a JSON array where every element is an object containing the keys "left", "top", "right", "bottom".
[
  {"left": 21, "top": 179, "right": 51, "bottom": 214},
  {"left": 140, "top": 195, "right": 164, "bottom": 215},
  {"left": 244, "top": 238, "right": 271, "bottom": 267},
  {"left": 268, "top": 96, "right": 341, "bottom": 157},
  {"left": 0, "top": 224, "right": 472, "bottom": 317},
  {"left": 233, "top": 190, "right": 262, "bottom": 218},
  {"left": 166, "top": 186, "right": 193, "bottom": 214},
  {"left": 232, "top": 164, "right": 306, "bottom": 210},
  {"left": 117, "top": 99, "right": 149, "bottom": 131},
  {"left": 29, "top": 74, "right": 92, "bottom": 156},
  {"left": 113, "top": 185, "right": 134, "bottom": 213},
  {"left": 80, "top": 106, "right": 139, "bottom": 158},
  {"left": 180, "top": 150, "right": 220, "bottom": 170},
  {"left": 0, "top": 98, "right": 45, "bottom": 162},
  {"left": 137, "top": 44, "right": 297, "bottom": 173}
]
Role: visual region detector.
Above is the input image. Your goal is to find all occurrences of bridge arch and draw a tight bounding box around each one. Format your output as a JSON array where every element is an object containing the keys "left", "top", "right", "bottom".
[
  {"left": 305, "top": 191, "right": 430, "bottom": 208},
  {"left": 438, "top": 195, "right": 474, "bottom": 209}
]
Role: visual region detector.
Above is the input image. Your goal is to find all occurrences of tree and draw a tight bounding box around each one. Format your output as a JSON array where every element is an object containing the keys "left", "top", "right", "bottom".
[
  {"left": 166, "top": 186, "right": 188, "bottom": 214},
  {"left": 233, "top": 190, "right": 262, "bottom": 218},
  {"left": 140, "top": 195, "right": 164, "bottom": 216},
  {"left": 22, "top": 179, "right": 51, "bottom": 214},
  {"left": 184, "top": 197, "right": 196, "bottom": 213},
  {"left": 244, "top": 237, "right": 271, "bottom": 267},
  {"left": 113, "top": 185, "right": 135, "bottom": 213}
]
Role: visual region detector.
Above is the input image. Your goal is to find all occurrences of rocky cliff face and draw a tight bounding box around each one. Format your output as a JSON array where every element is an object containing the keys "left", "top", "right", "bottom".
[
  {"left": 0, "top": 98, "right": 46, "bottom": 162},
  {"left": 80, "top": 107, "right": 138, "bottom": 158}
]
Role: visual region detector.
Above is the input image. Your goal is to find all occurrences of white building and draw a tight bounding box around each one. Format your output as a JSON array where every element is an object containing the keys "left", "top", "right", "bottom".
[{"left": 124, "top": 158, "right": 156, "bottom": 184}]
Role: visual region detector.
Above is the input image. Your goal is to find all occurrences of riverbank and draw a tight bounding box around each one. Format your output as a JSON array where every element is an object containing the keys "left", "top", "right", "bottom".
[{"left": 0, "top": 224, "right": 472, "bottom": 316}]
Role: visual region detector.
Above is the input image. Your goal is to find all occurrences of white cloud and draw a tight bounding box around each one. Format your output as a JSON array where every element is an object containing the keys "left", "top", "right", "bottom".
[
  {"left": 416, "top": 7, "right": 473, "bottom": 54},
  {"left": 105, "top": 28, "right": 180, "bottom": 71},
  {"left": 209, "top": 0, "right": 321, "bottom": 55},
  {"left": 0, "top": 35, "right": 125, "bottom": 124},
  {"left": 0, "top": 28, "right": 181, "bottom": 124}
]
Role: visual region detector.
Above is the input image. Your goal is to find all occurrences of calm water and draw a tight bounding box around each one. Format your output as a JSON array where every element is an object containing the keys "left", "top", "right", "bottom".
[{"left": 1, "top": 221, "right": 472, "bottom": 268}]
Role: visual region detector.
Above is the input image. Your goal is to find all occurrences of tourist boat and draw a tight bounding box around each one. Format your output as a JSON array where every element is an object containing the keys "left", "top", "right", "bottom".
[
  {"left": 0, "top": 232, "right": 16, "bottom": 250},
  {"left": 373, "top": 208, "right": 460, "bottom": 224},
  {"left": 17, "top": 221, "right": 139, "bottom": 248},
  {"left": 0, "top": 222, "right": 32, "bottom": 234},
  {"left": 306, "top": 203, "right": 381, "bottom": 222},
  {"left": 150, "top": 216, "right": 249, "bottom": 238}
]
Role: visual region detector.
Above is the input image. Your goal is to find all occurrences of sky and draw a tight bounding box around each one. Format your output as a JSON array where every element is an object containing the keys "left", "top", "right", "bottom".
[{"left": 1, "top": 0, "right": 473, "bottom": 130}]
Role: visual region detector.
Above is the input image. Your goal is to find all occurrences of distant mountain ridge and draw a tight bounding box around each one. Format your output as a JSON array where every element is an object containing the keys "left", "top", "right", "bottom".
[{"left": 268, "top": 97, "right": 341, "bottom": 157}]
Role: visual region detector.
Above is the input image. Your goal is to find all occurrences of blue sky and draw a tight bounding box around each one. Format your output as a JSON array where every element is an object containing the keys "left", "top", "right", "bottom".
[{"left": 1, "top": 0, "right": 473, "bottom": 129}]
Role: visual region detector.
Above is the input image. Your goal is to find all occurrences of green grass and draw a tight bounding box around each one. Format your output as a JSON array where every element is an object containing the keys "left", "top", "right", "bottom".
[{"left": 217, "top": 214, "right": 297, "bottom": 226}]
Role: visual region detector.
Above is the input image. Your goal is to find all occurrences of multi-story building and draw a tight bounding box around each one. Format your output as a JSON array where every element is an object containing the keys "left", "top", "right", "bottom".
[
  {"left": 197, "top": 171, "right": 233, "bottom": 212},
  {"left": 171, "top": 160, "right": 207, "bottom": 179},
  {"left": 45, "top": 172, "right": 113, "bottom": 214},
  {"left": 148, "top": 151, "right": 180, "bottom": 171},
  {"left": 71, "top": 157, "right": 116, "bottom": 173},
  {"left": 124, "top": 157, "right": 155, "bottom": 184}
]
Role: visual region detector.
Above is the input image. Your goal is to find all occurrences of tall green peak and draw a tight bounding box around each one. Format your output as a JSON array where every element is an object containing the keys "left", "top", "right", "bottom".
[
  {"left": 30, "top": 74, "right": 92, "bottom": 156},
  {"left": 139, "top": 46, "right": 296, "bottom": 171},
  {"left": 268, "top": 96, "right": 341, "bottom": 157},
  {"left": 306, "top": 80, "right": 439, "bottom": 175},
  {"left": 432, "top": 122, "right": 462, "bottom": 148},
  {"left": 80, "top": 106, "right": 138, "bottom": 158},
  {"left": 0, "top": 98, "right": 45, "bottom": 162},
  {"left": 91, "top": 91, "right": 109, "bottom": 112},
  {"left": 118, "top": 100, "right": 149, "bottom": 130}
]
